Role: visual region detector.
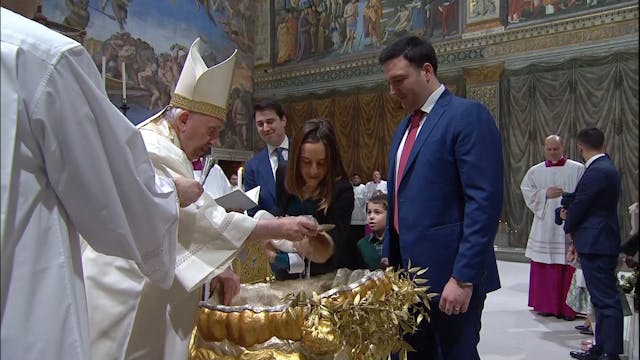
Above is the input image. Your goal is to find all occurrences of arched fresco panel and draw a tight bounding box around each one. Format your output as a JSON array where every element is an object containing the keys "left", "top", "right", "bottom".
[{"left": 42, "top": 0, "right": 256, "bottom": 150}]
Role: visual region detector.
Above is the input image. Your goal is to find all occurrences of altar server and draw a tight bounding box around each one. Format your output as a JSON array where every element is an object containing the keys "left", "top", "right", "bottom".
[{"left": 521, "top": 135, "right": 584, "bottom": 319}]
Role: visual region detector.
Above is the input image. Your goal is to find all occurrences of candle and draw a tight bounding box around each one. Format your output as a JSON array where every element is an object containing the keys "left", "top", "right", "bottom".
[
  {"left": 101, "top": 56, "right": 106, "bottom": 90},
  {"left": 237, "top": 167, "right": 243, "bottom": 191},
  {"left": 121, "top": 61, "right": 126, "bottom": 101}
]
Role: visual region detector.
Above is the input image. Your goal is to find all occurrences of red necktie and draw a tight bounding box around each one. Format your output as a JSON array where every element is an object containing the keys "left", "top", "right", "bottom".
[{"left": 394, "top": 110, "right": 423, "bottom": 234}]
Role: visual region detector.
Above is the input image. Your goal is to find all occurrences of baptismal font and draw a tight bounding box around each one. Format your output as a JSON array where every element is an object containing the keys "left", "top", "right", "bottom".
[{"left": 189, "top": 265, "right": 434, "bottom": 360}]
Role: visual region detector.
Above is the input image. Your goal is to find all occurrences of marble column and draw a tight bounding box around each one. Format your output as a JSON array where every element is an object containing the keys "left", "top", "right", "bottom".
[{"left": 462, "top": 62, "right": 504, "bottom": 129}]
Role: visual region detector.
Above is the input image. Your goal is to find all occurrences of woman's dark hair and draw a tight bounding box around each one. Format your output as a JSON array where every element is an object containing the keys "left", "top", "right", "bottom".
[{"left": 285, "top": 118, "right": 347, "bottom": 213}]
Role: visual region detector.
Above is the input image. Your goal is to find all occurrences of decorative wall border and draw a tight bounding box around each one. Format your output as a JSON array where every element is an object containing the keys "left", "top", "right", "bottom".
[
  {"left": 485, "top": 20, "right": 638, "bottom": 58},
  {"left": 254, "top": 5, "right": 638, "bottom": 98}
]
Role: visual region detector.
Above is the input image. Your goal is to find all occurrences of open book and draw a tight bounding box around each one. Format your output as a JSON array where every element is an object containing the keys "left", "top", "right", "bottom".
[{"left": 214, "top": 186, "right": 260, "bottom": 211}]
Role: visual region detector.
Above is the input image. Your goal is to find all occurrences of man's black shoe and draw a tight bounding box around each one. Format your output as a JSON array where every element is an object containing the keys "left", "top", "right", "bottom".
[{"left": 569, "top": 349, "right": 601, "bottom": 360}]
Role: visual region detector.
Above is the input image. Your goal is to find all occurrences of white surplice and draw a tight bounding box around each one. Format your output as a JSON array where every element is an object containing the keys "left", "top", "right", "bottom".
[
  {"left": 83, "top": 116, "right": 258, "bottom": 360},
  {"left": 521, "top": 159, "right": 585, "bottom": 264},
  {"left": 364, "top": 180, "right": 388, "bottom": 201},
  {"left": 351, "top": 184, "right": 367, "bottom": 225},
  {"left": 1, "top": 8, "right": 179, "bottom": 360}
]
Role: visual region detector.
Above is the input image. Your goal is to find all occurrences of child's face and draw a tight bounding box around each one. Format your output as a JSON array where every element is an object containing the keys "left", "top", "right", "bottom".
[{"left": 367, "top": 202, "right": 387, "bottom": 233}]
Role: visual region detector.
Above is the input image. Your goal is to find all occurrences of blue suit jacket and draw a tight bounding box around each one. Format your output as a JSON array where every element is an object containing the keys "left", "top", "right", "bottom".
[
  {"left": 244, "top": 148, "right": 277, "bottom": 216},
  {"left": 564, "top": 155, "right": 621, "bottom": 256},
  {"left": 382, "top": 89, "right": 503, "bottom": 297}
]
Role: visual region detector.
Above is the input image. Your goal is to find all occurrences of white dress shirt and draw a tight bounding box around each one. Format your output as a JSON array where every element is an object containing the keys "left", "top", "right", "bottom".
[
  {"left": 395, "top": 84, "right": 446, "bottom": 180},
  {"left": 267, "top": 136, "right": 290, "bottom": 178}
]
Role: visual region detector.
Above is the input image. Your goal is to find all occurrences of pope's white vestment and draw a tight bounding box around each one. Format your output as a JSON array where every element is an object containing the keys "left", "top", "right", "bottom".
[
  {"left": 83, "top": 116, "right": 258, "bottom": 359},
  {"left": 1, "top": 8, "right": 179, "bottom": 360},
  {"left": 521, "top": 159, "right": 584, "bottom": 264}
]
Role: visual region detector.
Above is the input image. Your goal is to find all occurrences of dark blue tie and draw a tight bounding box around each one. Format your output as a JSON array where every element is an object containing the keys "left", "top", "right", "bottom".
[{"left": 275, "top": 147, "right": 287, "bottom": 167}]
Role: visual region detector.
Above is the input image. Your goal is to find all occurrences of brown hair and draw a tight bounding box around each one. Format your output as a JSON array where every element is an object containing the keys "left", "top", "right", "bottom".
[
  {"left": 285, "top": 118, "right": 347, "bottom": 213},
  {"left": 368, "top": 191, "right": 388, "bottom": 211}
]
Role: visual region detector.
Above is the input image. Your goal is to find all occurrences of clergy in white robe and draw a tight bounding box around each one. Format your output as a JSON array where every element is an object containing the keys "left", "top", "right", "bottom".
[
  {"left": 520, "top": 135, "right": 584, "bottom": 319},
  {"left": 1, "top": 5, "right": 184, "bottom": 360},
  {"left": 82, "top": 38, "right": 322, "bottom": 360},
  {"left": 364, "top": 170, "right": 388, "bottom": 201}
]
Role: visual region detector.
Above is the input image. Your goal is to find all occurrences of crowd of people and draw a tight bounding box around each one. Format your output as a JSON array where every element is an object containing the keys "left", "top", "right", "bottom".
[{"left": 1, "top": 2, "right": 636, "bottom": 360}]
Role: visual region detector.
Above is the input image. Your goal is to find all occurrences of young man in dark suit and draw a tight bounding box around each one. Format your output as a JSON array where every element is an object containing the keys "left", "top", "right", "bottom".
[
  {"left": 562, "top": 127, "right": 623, "bottom": 360},
  {"left": 379, "top": 36, "right": 504, "bottom": 360},
  {"left": 243, "top": 99, "right": 289, "bottom": 216}
]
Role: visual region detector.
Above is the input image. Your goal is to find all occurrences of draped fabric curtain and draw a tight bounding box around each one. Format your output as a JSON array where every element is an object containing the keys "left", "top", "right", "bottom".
[
  {"left": 280, "top": 88, "right": 407, "bottom": 183},
  {"left": 500, "top": 52, "right": 639, "bottom": 248}
]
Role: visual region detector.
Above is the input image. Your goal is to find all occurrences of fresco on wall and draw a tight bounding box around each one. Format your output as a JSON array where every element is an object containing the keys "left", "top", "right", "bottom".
[
  {"left": 508, "top": 0, "right": 633, "bottom": 25},
  {"left": 273, "top": 0, "right": 460, "bottom": 66},
  {"left": 42, "top": 0, "right": 255, "bottom": 150},
  {"left": 468, "top": 0, "right": 500, "bottom": 24}
]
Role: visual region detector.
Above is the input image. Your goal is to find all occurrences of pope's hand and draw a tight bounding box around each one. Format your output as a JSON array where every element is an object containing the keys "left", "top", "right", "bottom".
[
  {"left": 278, "top": 216, "right": 319, "bottom": 242},
  {"left": 210, "top": 268, "right": 240, "bottom": 305},
  {"left": 294, "top": 231, "right": 334, "bottom": 263},
  {"left": 173, "top": 176, "right": 203, "bottom": 207}
]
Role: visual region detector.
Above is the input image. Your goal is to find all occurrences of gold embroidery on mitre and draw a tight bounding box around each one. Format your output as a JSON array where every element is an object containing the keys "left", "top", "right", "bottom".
[{"left": 170, "top": 93, "right": 227, "bottom": 120}]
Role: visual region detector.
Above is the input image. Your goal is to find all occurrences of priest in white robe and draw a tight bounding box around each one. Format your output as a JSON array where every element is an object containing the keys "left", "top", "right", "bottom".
[
  {"left": 521, "top": 135, "right": 585, "bottom": 319},
  {"left": 83, "top": 38, "right": 326, "bottom": 360},
  {"left": 1, "top": 3, "right": 203, "bottom": 359}
]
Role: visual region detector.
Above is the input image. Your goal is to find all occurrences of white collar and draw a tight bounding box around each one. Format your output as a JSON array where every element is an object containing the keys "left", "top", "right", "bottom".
[
  {"left": 267, "top": 136, "right": 289, "bottom": 156},
  {"left": 585, "top": 153, "right": 605, "bottom": 168},
  {"left": 418, "top": 84, "right": 446, "bottom": 115}
]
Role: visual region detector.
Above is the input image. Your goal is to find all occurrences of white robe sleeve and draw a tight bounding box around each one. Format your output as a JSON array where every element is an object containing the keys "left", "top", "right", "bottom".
[
  {"left": 141, "top": 129, "right": 257, "bottom": 292},
  {"left": 29, "top": 45, "right": 179, "bottom": 288},
  {"left": 520, "top": 165, "right": 548, "bottom": 220}
]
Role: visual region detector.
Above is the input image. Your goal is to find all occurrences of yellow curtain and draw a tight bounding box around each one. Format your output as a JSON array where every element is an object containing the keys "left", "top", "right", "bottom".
[{"left": 281, "top": 88, "right": 405, "bottom": 183}]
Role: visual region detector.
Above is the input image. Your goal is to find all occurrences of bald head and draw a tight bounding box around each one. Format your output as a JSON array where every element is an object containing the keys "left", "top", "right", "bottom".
[
  {"left": 545, "top": 135, "right": 562, "bottom": 144},
  {"left": 544, "top": 135, "right": 564, "bottom": 162}
]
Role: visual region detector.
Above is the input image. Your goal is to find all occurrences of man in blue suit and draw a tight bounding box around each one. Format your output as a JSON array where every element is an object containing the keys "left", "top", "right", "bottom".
[
  {"left": 562, "top": 127, "right": 623, "bottom": 360},
  {"left": 244, "top": 99, "right": 289, "bottom": 216},
  {"left": 379, "top": 36, "right": 504, "bottom": 360}
]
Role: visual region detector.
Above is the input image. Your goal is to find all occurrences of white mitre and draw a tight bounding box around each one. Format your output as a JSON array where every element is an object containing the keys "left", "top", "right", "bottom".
[{"left": 169, "top": 38, "right": 237, "bottom": 120}]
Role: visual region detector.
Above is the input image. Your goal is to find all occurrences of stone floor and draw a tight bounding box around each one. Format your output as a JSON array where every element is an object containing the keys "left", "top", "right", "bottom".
[{"left": 479, "top": 260, "right": 636, "bottom": 360}]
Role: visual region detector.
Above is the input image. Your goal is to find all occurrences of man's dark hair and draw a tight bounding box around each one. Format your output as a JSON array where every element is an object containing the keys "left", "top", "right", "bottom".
[
  {"left": 576, "top": 127, "right": 605, "bottom": 150},
  {"left": 378, "top": 36, "right": 438, "bottom": 75},
  {"left": 253, "top": 98, "right": 285, "bottom": 118}
]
